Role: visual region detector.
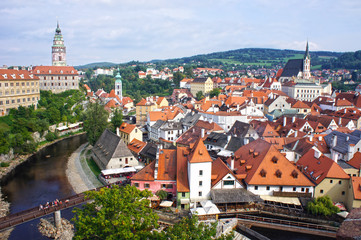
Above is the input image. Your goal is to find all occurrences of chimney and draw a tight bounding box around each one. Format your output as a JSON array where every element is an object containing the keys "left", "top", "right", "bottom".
[
  {"left": 339, "top": 117, "right": 342, "bottom": 125},
  {"left": 294, "top": 130, "right": 298, "bottom": 137},
  {"left": 314, "top": 150, "right": 321, "bottom": 159},
  {"left": 116, "top": 127, "right": 120, "bottom": 136},
  {"left": 283, "top": 117, "right": 287, "bottom": 127},
  {"left": 309, "top": 134, "right": 313, "bottom": 142},
  {"left": 201, "top": 129, "right": 205, "bottom": 138},
  {"left": 227, "top": 134, "right": 231, "bottom": 142},
  {"left": 332, "top": 135, "right": 337, "bottom": 148},
  {"left": 231, "top": 157, "right": 234, "bottom": 170},
  {"left": 244, "top": 138, "right": 249, "bottom": 145},
  {"left": 318, "top": 136, "right": 322, "bottom": 141},
  {"left": 292, "top": 116, "right": 296, "bottom": 123}
]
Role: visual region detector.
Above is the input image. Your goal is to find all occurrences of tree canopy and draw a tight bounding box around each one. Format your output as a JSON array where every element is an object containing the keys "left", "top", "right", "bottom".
[
  {"left": 72, "top": 185, "right": 159, "bottom": 240},
  {"left": 83, "top": 100, "right": 109, "bottom": 145},
  {"left": 110, "top": 109, "right": 123, "bottom": 133},
  {"left": 72, "top": 185, "right": 233, "bottom": 240},
  {"left": 307, "top": 196, "right": 340, "bottom": 216}
]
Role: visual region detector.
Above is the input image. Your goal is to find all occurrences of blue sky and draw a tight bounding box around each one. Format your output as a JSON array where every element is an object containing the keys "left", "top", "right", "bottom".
[{"left": 0, "top": 0, "right": 360, "bottom": 66}]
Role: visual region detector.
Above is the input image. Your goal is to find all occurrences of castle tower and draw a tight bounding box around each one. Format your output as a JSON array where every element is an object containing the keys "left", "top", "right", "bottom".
[
  {"left": 303, "top": 41, "right": 311, "bottom": 79},
  {"left": 52, "top": 21, "right": 66, "bottom": 66},
  {"left": 115, "top": 69, "right": 122, "bottom": 100}
]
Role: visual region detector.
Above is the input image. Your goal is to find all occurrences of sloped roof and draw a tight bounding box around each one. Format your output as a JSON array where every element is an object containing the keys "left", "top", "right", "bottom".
[
  {"left": 324, "top": 131, "right": 361, "bottom": 154},
  {"left": 211, "top": 188, "right": 263, "bottom": 204},
  {"left": 292, "top": 100, "right": 311, "bottom": 109},
  {"left": 192, "top": 77, "right": 209, "bottom": 83},
  {"left": 188, "top": 138, "right": 213, "bottom": 163},
  {"left": 204, "top": 132, "right": 228, "bottom": 148},
  {"left": 351, "top": 177, "right": 361, "bottom": 200},
  {"left": 280, "top": 59, "right": 303, "bottom": 78},
  {"left": 119, "top": 122, "right": 136, "bottom": 134},
  {"left": 225, "top": 136, "right": 247, "bottom": 152},
  {"left": 228, "top": 121, "right": 252, "bottom": 138},
  {"left": 297, "top": 149, "right": 349, "bottom": 184},
  {"left": 211, "top": 158, "right": 240, "bottom": 187},
  {"left": 92, "top": 129, "right": 134, "bottom": 168},
  {"left": 348, "top": 152, "right": 361, "bottom": 169},
  {"left": 0, "top": 69, "right": 39, "bottom": 80},
  {"left": 195, "top": 120, "right": 224, "bottom": 132},
  {"left": 157, "top": 149, "right": 177, "bottom": 181},
  {"left": 32, "top": 66, "right": 78, "bottom": 75},
  {"left": 177, "top": 147, "right": 190, "bottom": 192},
  {"left": 229, "top": 139, "right": 313, "bottom": 187},
  {"left": 131, "top": 160, "right": 155, "bottom": 181},
  {"left": 128, "top": 139, "right": 147, "bottom": 154}
]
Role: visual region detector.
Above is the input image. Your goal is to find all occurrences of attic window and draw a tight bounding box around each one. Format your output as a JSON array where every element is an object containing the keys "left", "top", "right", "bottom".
[
  {"left": 292, "top": 170, "right": 298, "bottom": 179},
  {"left": 246, "top": 165, "right": 252, "bottom": 171},
  {"left": 275, "top": 170, "right": 282, "bottom": 178},
  {"left": 199, "top": 149, "right": 203, "bottom": 155},
  {"left": 2, "top": 74, "right": 7, "bottom": 79},
  {"left": 271, "top": 156, "right": 278, "bottom": 163},
  {"left": 249, "top": 149, "right": 254, "bottom": 154},
  {"left": 260, "top": 169, "right": 267, "bottom": 177},
  {"left": 240, "top": 159, "right": 246, "bottom": 165},
  {"left": 253, "top": 152, "right": 259, "bottom": 157}
]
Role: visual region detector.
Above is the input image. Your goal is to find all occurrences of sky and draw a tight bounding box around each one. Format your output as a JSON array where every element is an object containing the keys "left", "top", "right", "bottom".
[{"left": 0, "top": 0, "right": 360, "bottom": 67}]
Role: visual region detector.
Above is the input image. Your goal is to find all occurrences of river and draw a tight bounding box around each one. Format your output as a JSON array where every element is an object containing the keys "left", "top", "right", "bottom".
[{"left": 1, "top": 134, "right": 87, "bottom": 240}]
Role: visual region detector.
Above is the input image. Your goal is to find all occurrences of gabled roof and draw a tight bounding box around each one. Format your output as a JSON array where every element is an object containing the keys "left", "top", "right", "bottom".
[
  {"left": 229, "top": 139, "right": 313, "bottom": 187},
  {"left": 292, "top": 100, "right": 311, "bottom": 109},
  {"left": 348, "top": 152, "right": 361, "bottom": 169},
  {"left": 92, "top": 129, "right": 133, "bottom": 168},
  {"left": 324, "top": 131, "right": 361, "bottom": 154},
  {"left": 297, "top": 149, "right": 349, "bottom": 184},
  {"left": 211, "top": 158, "right": 240, "bottom": 187},
  {"left": 195, "top": 120, "right": 223, "bottom": 132},
  {"left": 188, "top": 138, "right": 213, "bottom": 163},
  {"left": 119, "top": 122, "right": 137, "bottom": 134},
  {"left": 192, "top": 77, "right": 210, "bottom": 83},
  {"left": 105, "top": 99, "right": 119, "bottom": 108},
  {"left": 250, "top": 121, "right": 279, "bottom": 138},
  {"left": 351, "top": 177, "right": 361, "bottom": 200},
  {"left": 204, "top": 132, "right": 228, "bottom": 148},
  {"left": 131, "top": 161, "right": 155, "bottom": 181},
  {"left": 228, "top": 121, "right": 252, "bottom": 138}
]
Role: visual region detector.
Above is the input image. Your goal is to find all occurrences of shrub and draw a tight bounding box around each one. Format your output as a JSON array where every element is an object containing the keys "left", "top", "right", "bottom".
[{"left": 45, "top": 132, "right": 57, "bottom": 142}]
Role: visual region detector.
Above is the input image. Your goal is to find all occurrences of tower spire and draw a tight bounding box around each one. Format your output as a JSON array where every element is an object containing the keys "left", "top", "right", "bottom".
[{"left": 304, "top": 40, "right": 310, "bottom": 59}]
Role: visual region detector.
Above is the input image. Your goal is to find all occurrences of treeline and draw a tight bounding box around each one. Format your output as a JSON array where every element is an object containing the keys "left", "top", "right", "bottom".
[
  {"left": 323, "top": 50, "right": 361, "bottom": 70},
  {"left": 86, "top": 67, "right": 174, "bottom": 103},
  {"left": 0, "top": 90, "right": 85, "bottom": 155}
]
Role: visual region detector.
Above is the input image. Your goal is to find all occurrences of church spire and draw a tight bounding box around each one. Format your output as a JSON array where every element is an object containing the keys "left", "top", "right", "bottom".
[
  {"left": 304, "top": 40, "right": 310, "bottom": 59},
  {"left": 52, "top": 21, "right": 66, "bottom": 66}
]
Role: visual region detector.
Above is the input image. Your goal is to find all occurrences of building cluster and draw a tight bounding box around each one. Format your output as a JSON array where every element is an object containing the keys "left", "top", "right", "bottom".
[
  {"left": 87, "top": 42, "right": 361, "bottom": 215},
  {"left": 0, "top": 22, "right": 79, "bottom": 116}
]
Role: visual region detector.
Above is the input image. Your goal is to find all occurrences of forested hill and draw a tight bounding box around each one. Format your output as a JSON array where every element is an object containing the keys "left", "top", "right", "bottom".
[
  {"left": 323, "top": 50, "right": 361, "bottom": 69},
  {"left": 151, "top": 48, "right": 343, "bottom": 69}
]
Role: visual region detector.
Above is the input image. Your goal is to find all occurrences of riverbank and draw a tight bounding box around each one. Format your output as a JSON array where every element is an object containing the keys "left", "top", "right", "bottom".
[
  {"left": 0, "top": 132, "right": 85, "bottom": 240},
  {"left": 66, "top": 143, "right": 103, "bottom": 194}
]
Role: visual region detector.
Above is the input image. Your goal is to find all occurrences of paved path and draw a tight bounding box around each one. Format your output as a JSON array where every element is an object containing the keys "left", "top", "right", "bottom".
[{"left": 66, "top": 143, "right": 102, "bottom": 194}]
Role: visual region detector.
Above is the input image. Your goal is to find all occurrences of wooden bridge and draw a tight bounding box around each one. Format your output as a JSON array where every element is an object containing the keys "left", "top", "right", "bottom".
[{"left": 235, "top": 213, "right": 338, "bottom": 238}]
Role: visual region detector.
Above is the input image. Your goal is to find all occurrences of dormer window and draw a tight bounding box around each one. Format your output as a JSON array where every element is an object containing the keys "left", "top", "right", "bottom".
[
  {"left": 260, "top": 169, "right": 267, "bottom": 177},
  {"left": 37, "top": 70, "right": 40, "bottom": 74},
  {"left": 275, "top": 170, "right": 282, "bottom": 178},
  {"left": 11, "top": 74, "right": 16, "bottom": 79},
  {"left": 272, "top": 156, "right": 278, "bottom": 163},
  {"left": 49, "top": 70, "right": 51, "bottom": 74},
  {"left": 292, "top": 170, "right": 298, "bottom": 179}
]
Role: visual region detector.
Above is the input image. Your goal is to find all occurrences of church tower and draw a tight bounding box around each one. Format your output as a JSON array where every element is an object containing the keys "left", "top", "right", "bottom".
[
  {"left": 52, "top": 21, "right": 66, "bottom": 66},
  {"left": 303, "top": 41, "right": 311, "bottom": 79},
  {"left": 115, "top": 69, "right": 122, "bottom": 101}
]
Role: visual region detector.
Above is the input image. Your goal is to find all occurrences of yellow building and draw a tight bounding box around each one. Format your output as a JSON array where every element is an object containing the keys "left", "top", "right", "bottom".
[
  {"left": 135, "top": 96, "right": 168, "bottom": 125},
  {"left": 117, "top": 122, "right": 143, "bottom": 145},
  {"left": 0, "top": 69, "right": 40, "bottom": 116},
  {"left": 32, "top": 66, "right": 79, "bottom": 93},
  {"left": 190, "top": 77, "right": 213, "bottom": 97}
]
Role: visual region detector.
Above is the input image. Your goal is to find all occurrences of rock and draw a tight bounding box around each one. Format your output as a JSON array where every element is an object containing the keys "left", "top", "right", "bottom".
[{"left": 38, "top": 218, "right": 74, "bottom": 239}]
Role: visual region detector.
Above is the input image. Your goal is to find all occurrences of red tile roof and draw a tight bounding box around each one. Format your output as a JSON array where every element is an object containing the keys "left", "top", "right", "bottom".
[
  {"left": 128, "top": 139, "right": 147, "bottom": 154},
  {"left": 176, "top": 147, "right": 190, "bottom": 192},
  {"left": 351, "top": 177, "right": 361, "bottom": 200},
  {"left": 32, "top": 66, "right": 78, "bottom": 75},
  {"left": 131, "top": 161, "right": 155, "bottom": 181},
  {"left": 188, "top": 138, "right": 212, "bottom": 163},
  {"left": 0, "top": 69, "right": 39, "bottom": 80},
  {"left": 211, "top": 158, "right": 241, "bottom": 187},
  {"left": 118, "top": 122, "right": 136, "bottom": 134},
  {"left": 157, "top": 149, "right": 177, "bottom": 181}
]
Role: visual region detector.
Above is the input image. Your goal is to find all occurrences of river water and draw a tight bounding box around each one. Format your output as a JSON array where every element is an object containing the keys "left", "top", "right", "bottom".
[{"left": 1, "top": 134, "right": 87, "bottom": 240}]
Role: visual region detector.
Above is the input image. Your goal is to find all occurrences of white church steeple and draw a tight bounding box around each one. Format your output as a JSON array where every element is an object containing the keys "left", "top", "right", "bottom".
[{"left": 115, "top": 69, "right": 122, "bottom": 100}]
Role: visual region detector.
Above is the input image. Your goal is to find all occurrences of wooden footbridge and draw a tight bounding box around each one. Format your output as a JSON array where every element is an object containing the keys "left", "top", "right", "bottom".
[{"left": 234, "top": 213, "right": 338, "bottom": 238}]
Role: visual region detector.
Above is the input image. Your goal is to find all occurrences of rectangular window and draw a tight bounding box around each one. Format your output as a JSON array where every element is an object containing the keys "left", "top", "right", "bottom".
[
  {"left": 134, "top": 183, "right": 139, "bottom": 187},
  {"left": 144, "top": 183, "right": 150, "bottom": 188},
  {"left": 254, "top": 186, "right": 258, "bottom": 190},
  {"left": 166, "top": 184, "right": 173, "bottom": 189},
  {"left": 198, "top": 191, "right": 202, "bottom": 197},
  {"left": 199, "top": 181, "right": 202, "bottom": 186},
  {"left": 182, "top": 192, "right": 186, "bottom": 197},
  {"left": 320, "top": 189, "right": 324, "bottom": 193},
  {"left": 266, "top": 186, "right": 270, "bottom": 190},
  {"left": 330, "top": 180, "right": 333, "bottom": 183},
  {"left": 339, "top": 180, "right": 342, "bottom": 184},
  {"left": 293, "top": 187, "right": 296, "bottom": 191},
  {"left": 199, "top": 170, "right": 203, "bottom": 176},
  {"left": 223, "top": 180, "right": 234, "bottom": 186}
]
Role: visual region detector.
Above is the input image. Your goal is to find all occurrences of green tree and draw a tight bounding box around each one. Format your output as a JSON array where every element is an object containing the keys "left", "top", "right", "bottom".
[
  {"left": 173, "top": 72, "right": 185, "bottom": 88},
  {"left": 111, "top": 109, "right": 123, "bottom": 133},
  {"left": 155, "top": 190, "right": 168, "bottom": 200},
  {"left": 196, "top": 91, "right": 205, "bottom": 101},
  {"left": 163, "top": 215, "right": 233, "bottom": 240},
  {"left": 210, "top": 88, "right": 221, "bottom": 98},
  {"left": 307, "top": 196, "right": 340, "bottom": 216},
  {"left": 83, "top": 100, "right": 109, "bottom": 145},
  {"left": 72, "top": 185, "right": 159, "bottom": 240}
]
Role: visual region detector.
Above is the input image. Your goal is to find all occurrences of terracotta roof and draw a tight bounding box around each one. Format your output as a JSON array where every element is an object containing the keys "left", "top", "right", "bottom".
[
  {"left": 127, "top": 139, "right": 147, "bottom": 154},
  {"left": 351, "top": 177, "right": 361, "bottom": 200},
  {"left": 335, "top": 98, "right": 353, "bottom": 107},
  {"left": 176, "top": 126, "right": 209, "bottom": 146},
  {"left": 118, "top": 122, "right": 136, "bottom": 134},
  {"left": 211, "top": 158, "right": 240, "bottom": 187},
  {"left": 176, "top": 147, "right": 190, "bottom": 192},
  {"left": 0, "top": 69, "right": 39, "bottom": 80},
  {"left": 32, "top": 66, "right": 78, "bottom": 75},
  {"left": 224, "top": 96, "right": 247, "bottom": 107},
  {"left": 131, "top": 161, "right": 155, "bottom": 181},
  {"left": 108, "top": 89, "right": 117, "bottom": 98},
  {"left": 83, "top": 84, "right": 91, "bottom": 90},
  {"left": 250, "top": 121, "right": 279, "bottom": 138},
  {"left": 195, "top": 120, "right": 223, "bottom": 132},
  {"left": 148, "top": 108, "right": 182, "bottom": 122},
  {"left": 105, "top": 99, "right": 118, "bottom": 108},
  {"left": 348, "top": 152, "right": 361, "bottom": 169},
  {"left": 188, "top": 138, "right": 213, "bottom": 163},
  {"left": 157, "top": 149, "right": 177, "bottom": 181},
  {"left": 229, "top": 139, "right": 313, "bottom": 187},
  {"left": 292, "top": 100, "right": 311, "bottom": 109},
  {"left": 297, "top": 149, "right": 349, "bottom": 184}
]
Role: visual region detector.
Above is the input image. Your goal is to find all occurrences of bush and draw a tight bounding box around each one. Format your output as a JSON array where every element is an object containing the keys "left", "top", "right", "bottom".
[
  {"left": 45, "top": 132, "right": 57, "bottom": 142},
  {"left": 0, "top": 162, "right": 10, "bottom": 167},
  {"left": 156, "top": 190, "right": 168, "bottom": 200},
  {"left": 307, "top": 196, "right": 340, "bottom": 216}
]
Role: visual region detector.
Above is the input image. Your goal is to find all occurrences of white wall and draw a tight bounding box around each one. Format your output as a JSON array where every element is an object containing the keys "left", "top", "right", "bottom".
[
  {"left": 246, "top": 185, "right": 314, "bottom": 196},
  {"left": 188, "top": 161, "right": 212, "bottom": 201},
  {"left": 212, "top": 173, "right": 242, "bottom": 189}
]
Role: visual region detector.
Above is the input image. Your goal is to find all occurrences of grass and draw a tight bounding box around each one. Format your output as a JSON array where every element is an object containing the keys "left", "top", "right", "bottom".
[{"left": 86, "top": 157, "right": 101, "bottom": 176}]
